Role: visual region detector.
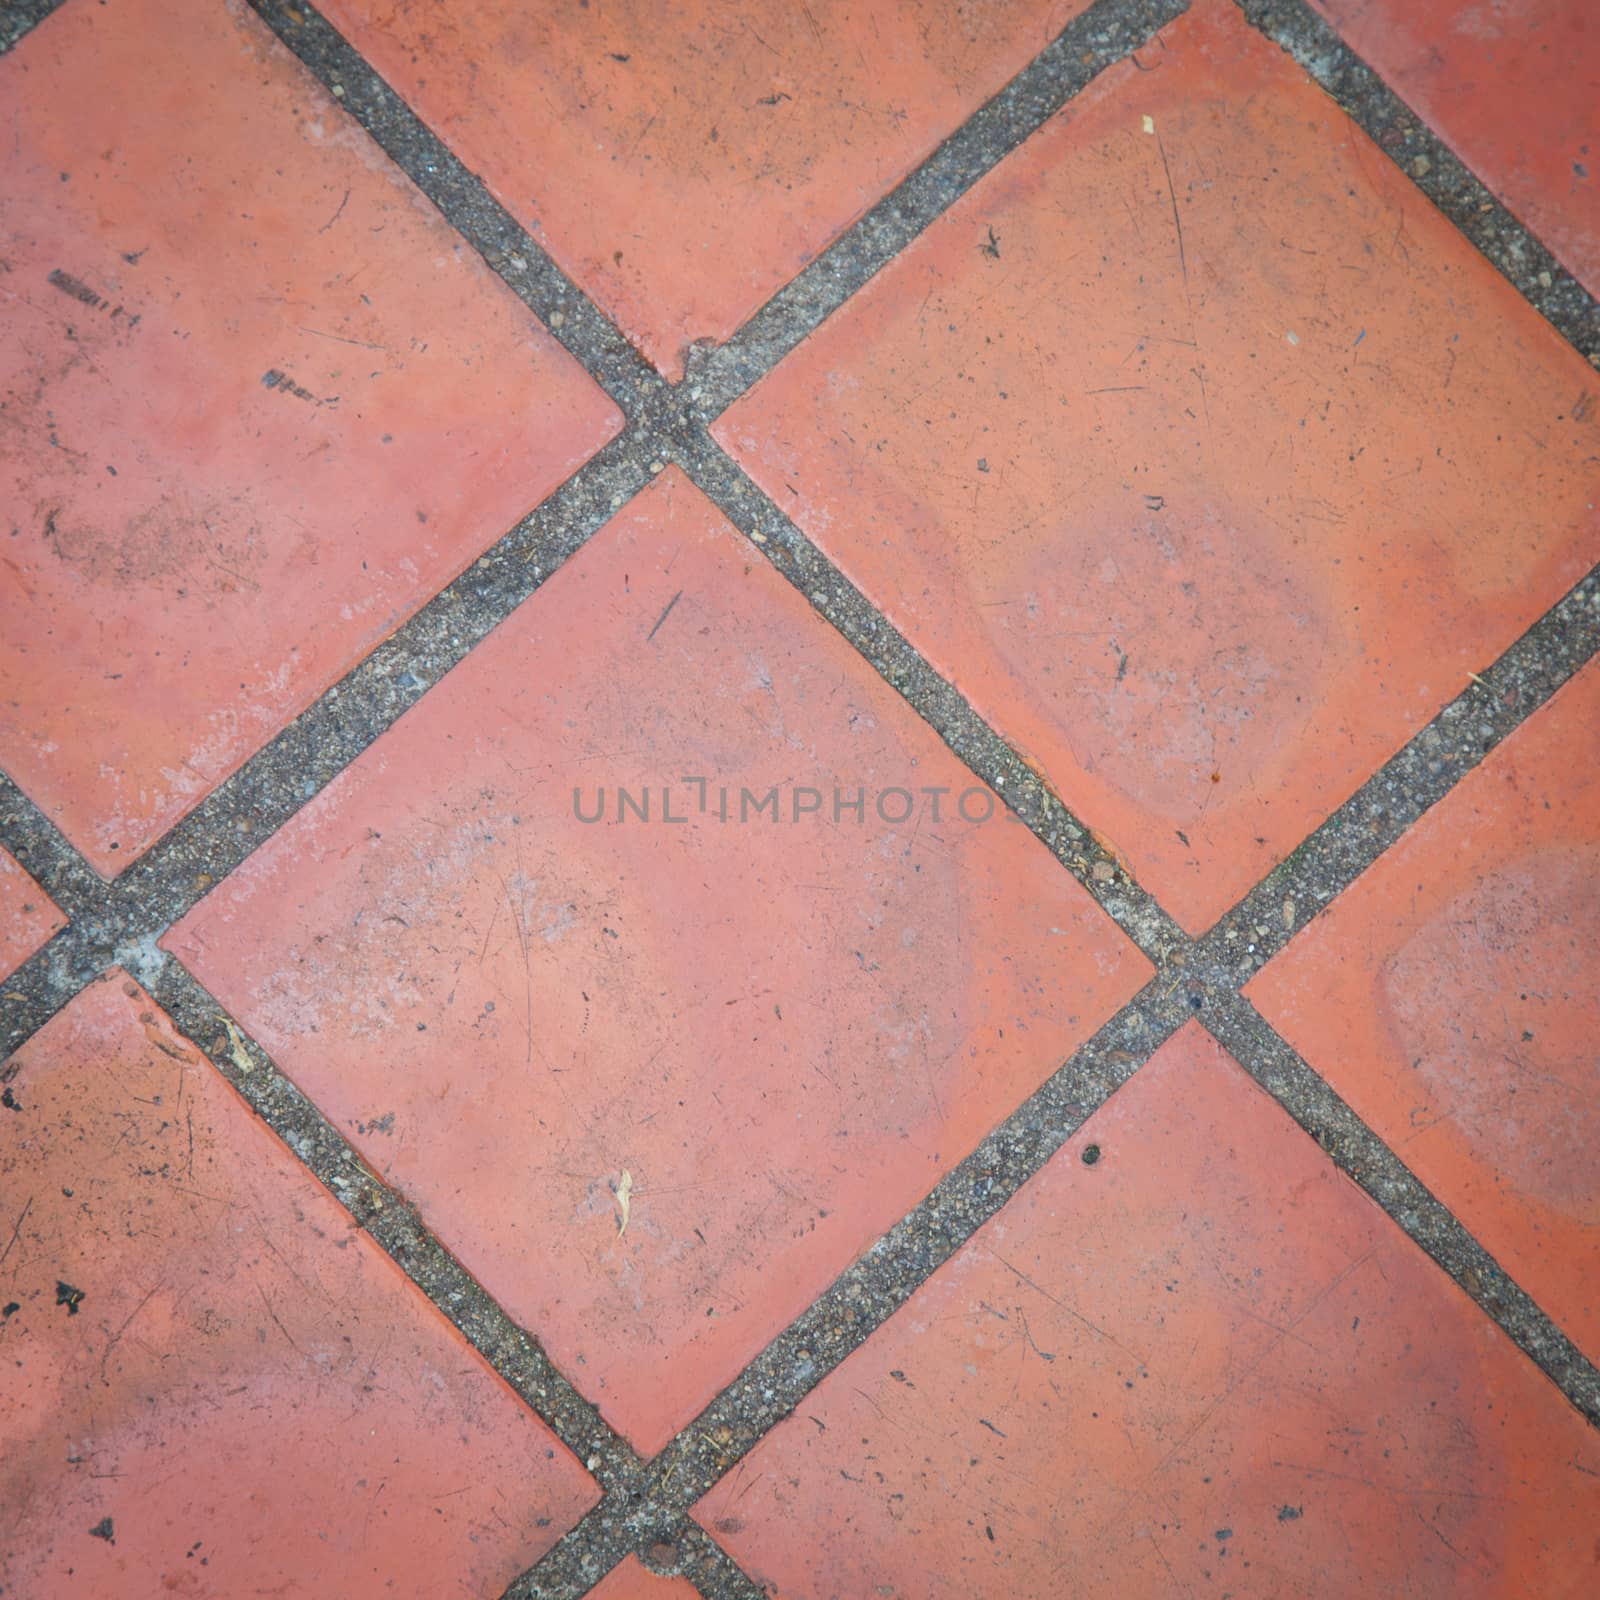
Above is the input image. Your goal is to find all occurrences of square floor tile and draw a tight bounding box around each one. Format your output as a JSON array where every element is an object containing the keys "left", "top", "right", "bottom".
[
  {"left": 714, "top": 0, "right": 1600, "bottom": 933},
  {"left": 1, "top": 0, "right": 621, "bottom": 875},
  {"left": 1314, "top": 0, "right": 1600, "bottom": 297},
  {"left": 1249, "top": 658, "right": 1600, "bottom": 1364},
  {"left": 0, "top": 845, "right": 65, "bottom": 980},
  {"left": 317, "top": 0, "right": 1087, "bottom": 378},
  {"left": 696, "top": 1024, "right": 1600, "bottom": 1598},
  {"left": 0, "top": 973, "right": 597, "bottom": 1598},
  {"left": 165, "top": 469, "right": 1151, "bottom": 1454}
]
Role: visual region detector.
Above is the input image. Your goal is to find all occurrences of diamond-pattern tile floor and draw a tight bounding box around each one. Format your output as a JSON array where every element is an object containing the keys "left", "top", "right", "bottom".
[
  {"left": 164, "top": 469, "right": 1150, "bottom": 1454},
  {"left": 3, "top": 0, "right": 1599, "bottom": 1595}
]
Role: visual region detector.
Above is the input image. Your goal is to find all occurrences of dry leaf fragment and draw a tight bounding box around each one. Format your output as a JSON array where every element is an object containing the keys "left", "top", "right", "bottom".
[
  {"left": 220, "top": 1018, "right": 253, "bottom": 1075},
  {"left": 615, "top": 1169, "right": 633, "bottom": 1236}
]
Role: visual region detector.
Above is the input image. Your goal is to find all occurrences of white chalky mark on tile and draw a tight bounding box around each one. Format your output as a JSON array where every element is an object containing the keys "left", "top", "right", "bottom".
[{"left": 615, "top": 1168, "right": 633, "bottom": 1236}]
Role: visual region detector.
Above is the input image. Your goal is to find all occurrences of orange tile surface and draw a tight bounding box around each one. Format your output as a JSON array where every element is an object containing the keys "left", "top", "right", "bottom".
[
  {"left": 1249, "top": 659, "right": 1600, "bottom": 1365},
  {"left": 589, "top": 1556, "right": 701, "bottom": 1599},
  {"left": 0, "top": 973, "right": 597, "bottom": 1598},
  {"left": 316, "top": 0, "right": 1087, "bottom": 379},
  {"left": 163, "top": 470, "right": 1151, "bottom": 1455},
  {"left": 1315, "top": 0, "right": 1600, "bottom": 296},
  {"left": 695, "top": 1025, "right": 1600, "bottom": 1598},
  {"left": 0, "top": 0, "right": 620, "bottom": 874},
  {"left": 0, "top": 845, "right": 65, "bottom": 980},
  {"left": 715, "top": 0, "right": 1600, "bottom": 934}
]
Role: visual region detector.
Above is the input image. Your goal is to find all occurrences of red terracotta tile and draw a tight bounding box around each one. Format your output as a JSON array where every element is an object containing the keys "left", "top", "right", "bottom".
[
  {"left": 1249, "top": 659, "right": 1600, "bottom": 1366},
  {"left": 714, "top": 0, "right": 1600, "bottom": 934},
  {"left": 0, "top": 846, "right": 65, "bottom": 980},
  {"left": 589, "top": 1556, "right": 701, "bottom": 1599},
  {"left": 317, "top": 0, "right": 1087, "bottom": 379},
  {"left": 0, "top": 0, "right": 621, "bottom": 875},
  {"left": 0, "top": 973, "right": 597, "bottom": 1598},
  {"left": 1314, "top": 0, "right": 1600, "bottom": 297},
  {"left": 695, "top": 1024, "right": 1600, "bottom": 1598},
  {"left": 163, "top": 469, "right": 1151, "bottom": 1455}
]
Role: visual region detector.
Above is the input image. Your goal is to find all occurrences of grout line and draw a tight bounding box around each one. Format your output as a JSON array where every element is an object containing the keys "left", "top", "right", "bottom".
[
  {"left": 0, "top": 0, "right": 61, "bottom": 53},
  {"left": 106, "top": 431, "right": 650, "bottom": 928},
  {"left": 1233, "top": 0, "right": 1600, "bottom": 371},
  {"left": 647, "top": 985, "right": 1192, "bottom": 1497},
  {"left": 0, "top": 773, "right": 107, "bottom": 917},
  {"left": 1195, "top": 561, "right": 1600, "bottom": 979},
  {"left": 1202, "top": 990, "right": 1600, "bottom": 1423},
  {"left": 688, "top": 0, "right": 1192, "bottom": 414},
  {"left": 0, "top": 772, "right": 117, "bottom": 1063},
  {"left": 497, "top": 1499, "right": 768, "bottom": 1600},
  {"left": 508, "top": 979, "right": 1196, "bottom": 1599},
  {"left": 502, "top": 1505, "right": 632, "bottom": 1600},
  {"left": 665, "top": 1522, "right": 769, "bottom": 1600},
  {"left": 143, "top": 951, "right": 647, "bottom": 1490},
  {"left": 245, "top": 0, "right": 663, "bottom": 416},
  {"left": 0, "top": 924, "right": 107, "bottom": 1061},
  {"left": 0, "top": 428, "right": 652, "bottom": 1059},
  {"left": 677, "top": 434, "right": 1189, "bottom": 965},
  {"left": 498, "top": 1503, "right": 769, "bottom": 1600}
]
